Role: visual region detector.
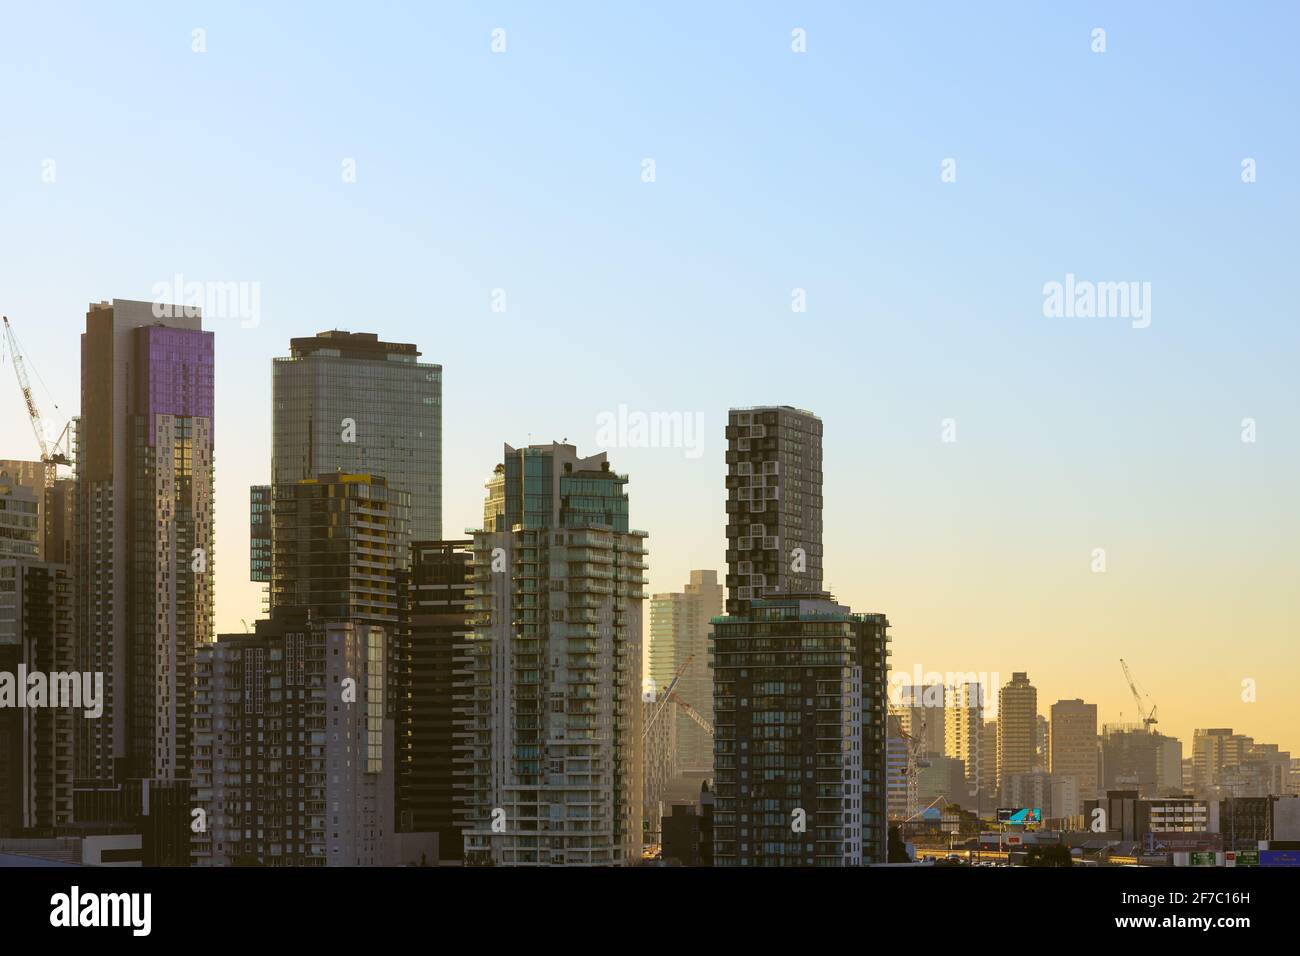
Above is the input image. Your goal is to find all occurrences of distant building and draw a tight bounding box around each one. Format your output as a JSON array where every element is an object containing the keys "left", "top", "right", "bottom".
[
  {"left": 917, "top": 755, "right": 967, "bottom": 808},
  {"left": 643, "top": 692, "right": 679, "bottom": 843},
  {"left": 1035, "top": 715, "right": 1050, "bottom": 772},
  {"left": 1085, "top": 790, "right": 1214, "bottom": 850},
  {"left": 1101, "top": 725, "right": 1183, "bottom": 797},
  {"left": 1050, "top": 699, "right": 1099, "bottom": 803},
  {"left": 886, "top": 713, "right": 911, "bottom": 820},
  {"left": 1193, "top": 728, "right": 1291, "bottom": 798},
  {"left": 648, "top": 570, "right": 723, "bottom": 775},
  {"left": 997, "top": 673, "right": 1037, "bottom": 788},
  {"left": 1002, "top": 771, "right": 1079, "bottom": 820},
  {"left": 945, "top": 683, "right": 984, "bottom": 813},
  {"left": 979, "top": 719, "right": 999, "bottom": 813},
  {"left": 897, "top": 683, "right": 945, "bottom": 755}
]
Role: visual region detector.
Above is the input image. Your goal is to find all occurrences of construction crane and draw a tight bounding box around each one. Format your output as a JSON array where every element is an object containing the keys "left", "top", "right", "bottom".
[
  {"left": 673, "top": 696, "right": 714, "bottom": 737},
  {"left": 642, "top": 653, "right": 694, "bottom": 740},
  {"left": 1120, "top": 658, "right": 1158, "bottom": 732},
  {"left": 2, "top": 315, "right": 71, "bottom": 482}
]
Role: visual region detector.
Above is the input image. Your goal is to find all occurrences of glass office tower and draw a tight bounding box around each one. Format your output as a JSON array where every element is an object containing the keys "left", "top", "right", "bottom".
[{"left": 271, "top": 331, "right": 441, "bottom": 565}]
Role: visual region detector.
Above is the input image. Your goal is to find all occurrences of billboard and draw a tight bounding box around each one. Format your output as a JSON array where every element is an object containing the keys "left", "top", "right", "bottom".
[
  {"left": 997, "top": 807, "right": 1041, "bottom": 825},
  {"left": 1261, "top": 850, "right": 1300, "bottom": 867}
]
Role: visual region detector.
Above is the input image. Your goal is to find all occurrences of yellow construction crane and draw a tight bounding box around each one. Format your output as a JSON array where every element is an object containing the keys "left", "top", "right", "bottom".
[
  {"left": 1120, "top": 658, "right": 1158, "bottom": 732},
  {"left": 643, "top": 653, "right": 695, "bottom": 740},
  {"left": 673, "top": 695, "right": 714, "bottom": 737},
  {"left": 2, "top": 315, "right": 71, "bottom": 482}
]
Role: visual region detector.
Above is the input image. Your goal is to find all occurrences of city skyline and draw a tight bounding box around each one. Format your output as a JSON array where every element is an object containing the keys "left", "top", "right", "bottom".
[
  {"left": 1, "top": 304, "right": 1296, "bottom": 761},
  {"left": 1, "top": 5, "right": 1297, "bottom": 770}
]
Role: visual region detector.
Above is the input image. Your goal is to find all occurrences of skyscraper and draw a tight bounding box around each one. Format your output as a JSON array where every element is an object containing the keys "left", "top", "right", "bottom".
[
  {"left": 270, "top": 474, "right": 409, "bottom": 626},
  {"left": 75, "top": 299, "right": 214, "bottom": 800},
  {"left": 1049, "top": 698, "right": 1098, "bottom": 803},
  {"left": 271, "top": 331, "right": 441, "bottom": 562},
  {"left": 396, "top": 539, "right": 475, "bottom": 858},
  {"left": 945, "top": 682, "right": 984, "bottom": 810},
  {"left": 463, "top": 443, "right": 647, "bottom": 865},
  {"left": 998, "top": 672, "right": 1037, "bottom": 796},
  {"left": 724, "top": 406, "right": 822, "bottom": 615},
  {"left": 715, "top": 406, "right": 891, "bottom": 866},
  {"left": 713, "top": 595, "right": 891, "bottom": 865},
  {"left": 648, "top": 569, "right": 723, "bottom": 774},
  {"left": 1101, "top": 724, "right": 1183, "bottom": 797},
  {"left": 897, "top": 683, "right": 945, "bottom": 755}
]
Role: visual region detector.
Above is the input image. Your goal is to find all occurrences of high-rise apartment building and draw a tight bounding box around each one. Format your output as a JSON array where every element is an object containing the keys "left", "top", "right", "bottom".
[
  {"left": 271, "top": 474, "right": 408, "bottom": 626},
  {"left": 897, "top": 683, "right": 945, "bottom": 755},
  {"left": 997, "top": 672, "right": 1037, "bottom": 794},
  {"left": 1193, "top": 728, "right": 1249, "bottom": 794},
  {"left": 1049, "top": 698, "right": 1098, "bottom": 803},
  {"left": 713, "top": 594, "right": 890, "bottom": 865},
  {"left": 724, "top": 406, "right": 822, "bottom": 615},
  {"left": 0, "top": 462, "right": 48, "bottom": 559},
  {"left": 979, "top": 718, "right": 999, "bottom": 810},
  {"left": 642, "top": 690, "right": 679, "bottom": 842},
  {"left": 0, "top": 559, "right": 74, "bottom": 835},
  {"left": 396, "top": 540, "right": 475, "bottom": 858},
  {"left": 192, "top": 611, "right": 425, "bottom": 866},
  {"left": 75, "top": 299, "right": 214, "bottom": 799},
  {"left": 715, "top": 405, "right": 890, "bottom": 865},
  {"left": 1035, "top": 715, "right": 1050, "bottom": 771},
  {"left": 1191, "top": 729, "right": 1291, "bottom": 798},
  {"left": 886, "top": 712, "right": 911, "bottom": 820},
  {"left": 945, "top": 682, "right": 984, "bottom": 810},
  {"left": 271, "top": 331, "right": 441, "bottom": 566},
  {"left": 1101, "top": 725, "right": 1183, "bottom": 797},
  {"left": 648, "top": 570, "right": 723, "bottom": 774},
  {"left": 0, "top": 462, "right": 71, "bottom": 565},
  {"left": 463, "top": 443, "right": 647, "bottom": 865}
]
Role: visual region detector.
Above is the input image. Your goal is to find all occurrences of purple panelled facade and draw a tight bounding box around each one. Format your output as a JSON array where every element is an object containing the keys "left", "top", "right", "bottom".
[{"left": 134, "top": 325, "right": 215, "bottom": 428}]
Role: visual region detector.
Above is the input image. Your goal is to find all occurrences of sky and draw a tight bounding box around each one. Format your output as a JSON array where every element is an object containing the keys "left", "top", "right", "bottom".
[{"left": 1, "top": 2, "right": 1297, "bottom": 755}]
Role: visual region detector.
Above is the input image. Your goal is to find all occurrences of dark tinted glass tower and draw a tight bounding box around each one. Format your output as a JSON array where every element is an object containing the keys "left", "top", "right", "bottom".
[
  {"left": 396, "top": 540, "right": 474, "bottom": 858},
  {"left": 271, "top": 331, "right": 441, "bottom": 590}
]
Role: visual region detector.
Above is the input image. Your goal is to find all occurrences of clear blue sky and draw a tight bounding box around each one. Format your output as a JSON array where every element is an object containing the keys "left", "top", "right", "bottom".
[{"left": 1, "top": 2, "right": 1297, "bottom": 752}]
